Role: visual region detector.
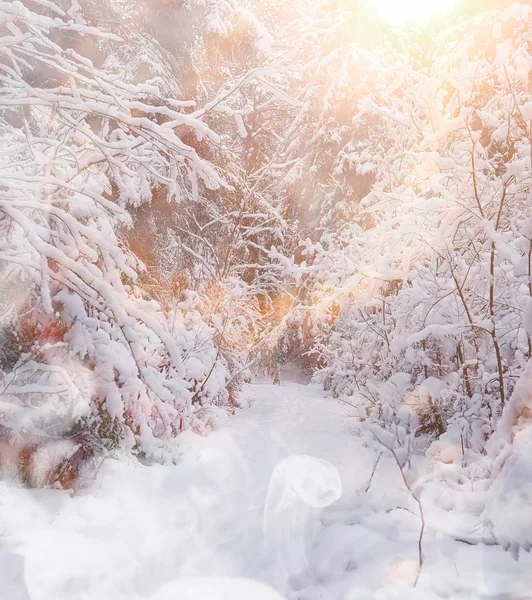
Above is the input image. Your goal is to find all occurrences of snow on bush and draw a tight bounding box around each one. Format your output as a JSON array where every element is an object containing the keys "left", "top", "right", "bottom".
[
  {"left": 0, "top": 0, "right": 234, "bottom": 485},
  {"left": 279, "top": 3, "right": 532, "bottom": 454}
]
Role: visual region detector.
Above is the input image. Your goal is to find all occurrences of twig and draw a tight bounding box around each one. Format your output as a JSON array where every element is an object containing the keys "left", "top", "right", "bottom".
[
  {"left": 372, "top": 432, "right": 425, "bottom": 587},
  {"left": 364, "top": 451, "right": 382, "bottom": 493}
]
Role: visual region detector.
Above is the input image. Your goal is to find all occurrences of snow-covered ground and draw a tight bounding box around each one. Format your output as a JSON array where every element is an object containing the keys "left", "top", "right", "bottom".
[{"left": 1, "top": 380, "right": 531, "bottom": 599}]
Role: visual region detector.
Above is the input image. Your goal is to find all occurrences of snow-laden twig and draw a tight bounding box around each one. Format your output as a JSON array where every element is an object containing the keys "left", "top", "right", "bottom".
[{"left": 372, "top": 432, "right": 425, "bottom": 587}]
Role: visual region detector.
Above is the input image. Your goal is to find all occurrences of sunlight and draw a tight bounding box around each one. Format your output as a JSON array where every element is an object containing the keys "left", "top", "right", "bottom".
[{"left": 370, "top": 0, "right": 455, "bottom": 26}]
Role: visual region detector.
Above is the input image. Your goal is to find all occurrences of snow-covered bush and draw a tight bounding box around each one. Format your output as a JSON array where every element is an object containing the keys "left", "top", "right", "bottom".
[
  {"left": 0, "top": 0, "right": 239, "bottom": 485},
  {"left": 273, "top": 3, "right": 532, "bottom": 460}
]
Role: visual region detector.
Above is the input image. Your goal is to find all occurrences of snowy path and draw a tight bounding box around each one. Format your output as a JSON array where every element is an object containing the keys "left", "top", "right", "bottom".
[{"left": 1, "top": 381, "right": 531, "bottom": 599}]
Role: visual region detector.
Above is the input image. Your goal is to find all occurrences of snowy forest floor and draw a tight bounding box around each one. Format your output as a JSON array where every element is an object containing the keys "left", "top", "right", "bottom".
[{"left": 1, "top": 379, "right": 531, "bottom": 600}]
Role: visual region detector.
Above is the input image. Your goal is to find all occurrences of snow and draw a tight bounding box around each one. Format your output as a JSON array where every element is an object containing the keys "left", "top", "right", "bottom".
[
  {"left": 1, "top": 379, "right": 531, "bottom": 600},
  {"left": 3, "top": 1, "right": 532, "bottom": 597}
]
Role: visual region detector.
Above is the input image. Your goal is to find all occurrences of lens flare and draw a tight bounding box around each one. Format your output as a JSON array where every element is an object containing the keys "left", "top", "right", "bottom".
[{"left": 370, "top": 0, "right": 455, "bottom": 26}]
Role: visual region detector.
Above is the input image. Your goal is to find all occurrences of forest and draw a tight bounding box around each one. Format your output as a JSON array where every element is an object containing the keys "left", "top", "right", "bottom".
[{"left": 1, "top": 0, "right": 532, "bottom": 598}]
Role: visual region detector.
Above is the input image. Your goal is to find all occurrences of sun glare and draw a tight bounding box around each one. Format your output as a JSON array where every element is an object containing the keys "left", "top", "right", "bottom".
[{"left": 370, "top": 0, "right": 455, "bottom": 26}]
